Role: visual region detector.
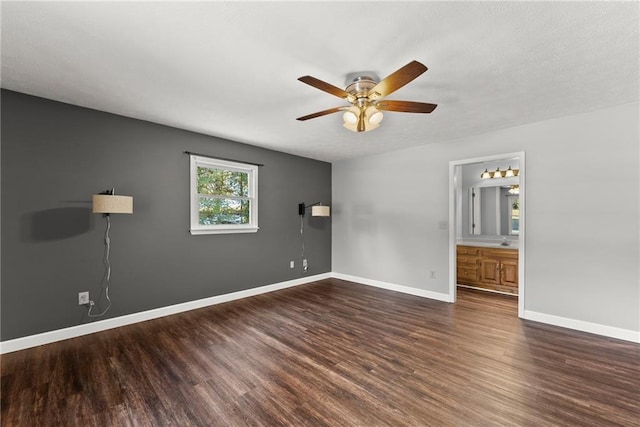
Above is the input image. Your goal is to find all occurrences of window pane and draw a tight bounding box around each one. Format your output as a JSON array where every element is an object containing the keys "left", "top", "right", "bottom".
[
  {"left": 198, "top": 197, "right": 250, "bottom": 225},
  {"left": 197, "top": 167, "right": 249, "bottom": 197}
]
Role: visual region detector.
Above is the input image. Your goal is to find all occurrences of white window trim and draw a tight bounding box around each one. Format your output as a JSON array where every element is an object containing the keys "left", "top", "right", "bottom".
[{"left": 189, "top": 155, "right": 259, "bottom": 235}]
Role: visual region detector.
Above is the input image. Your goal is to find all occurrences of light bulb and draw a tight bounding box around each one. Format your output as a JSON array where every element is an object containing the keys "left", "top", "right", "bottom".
[
  {"left": 369, "top": 111, "right": 383, "bottom": 124},
  {"left": 343, "top": 110, "right": 358, "bottom": 124}
]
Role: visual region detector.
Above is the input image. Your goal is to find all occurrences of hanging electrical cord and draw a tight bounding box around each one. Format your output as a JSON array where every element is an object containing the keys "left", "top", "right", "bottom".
[
  {"left": 300, "top": 214, "right": 307, "bottom": 271},
  {"left": 88, "top": 215, "right": 112, "bottom": 317}
]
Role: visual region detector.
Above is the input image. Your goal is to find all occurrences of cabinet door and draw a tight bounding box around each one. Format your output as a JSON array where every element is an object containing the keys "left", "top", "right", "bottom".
[
  {"left": 480, "top": 259, "right": 500, "bottom": 285},
  {"left": 501, "top": 260, "right": 518, "bottom": 287}
]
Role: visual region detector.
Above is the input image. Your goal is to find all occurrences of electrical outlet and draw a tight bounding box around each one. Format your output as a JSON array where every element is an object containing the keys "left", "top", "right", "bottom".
[
  {"left": 430, "top": 271, "right": 437, "bottom": 279},
  {"left": 78, "top": 291, "right": 90, "bottom": 305},
  {"left": 290, "top": 260, "right": 295, "bottom": 269},
  {"left": 438, "top": 221, "right": 448, "bottom": 230}
]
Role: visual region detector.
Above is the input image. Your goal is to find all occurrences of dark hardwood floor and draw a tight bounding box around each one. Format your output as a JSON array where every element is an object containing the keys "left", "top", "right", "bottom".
[{"left": 2, "top": 279, "right": 639, "bottom": 426}]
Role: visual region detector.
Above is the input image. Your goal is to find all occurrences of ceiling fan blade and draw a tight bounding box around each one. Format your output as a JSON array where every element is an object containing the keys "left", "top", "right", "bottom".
[
  {"left": 298, "top": 76, "right": 356, "bottom": 103},
  {"left": 296, "top": 106, "right": 346, "bottom": 121},
  {"left": 375, "top": 100, "right": 438, "bottom": 113},
  {"left": 367, "top": 60, "right": 428, "bottom": 100}
]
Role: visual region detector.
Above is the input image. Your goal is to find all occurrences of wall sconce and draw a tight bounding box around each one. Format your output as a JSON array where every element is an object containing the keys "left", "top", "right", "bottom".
[
  {"left": 298, "top": 201, "right": 330, "bottom": 273},
  {"left": 88, "top": 189, "right": 133, "bottom": 317},
  {"left": 481, "top": 166, "right": 519, "bottom": 179},
  {"left": 92, "top": 191, "right": 134, "bottom": 215},
  {"left": 298, "top": 202, "right": 331, "bottom": 217}
]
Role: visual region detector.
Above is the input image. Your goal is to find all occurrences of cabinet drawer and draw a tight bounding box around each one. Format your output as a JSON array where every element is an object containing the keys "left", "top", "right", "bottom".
[
  {"left": 458, "top": 256, "right": 479, "bottom": 266},
  {"left": 481, "top": 248, "right": 518, "bottom": 259},
  {"left": 457, "top": 267, "right": 479, "bottom": 282},
  {"left": 457, "top": 246, "right": 480, "bottom": 256}
]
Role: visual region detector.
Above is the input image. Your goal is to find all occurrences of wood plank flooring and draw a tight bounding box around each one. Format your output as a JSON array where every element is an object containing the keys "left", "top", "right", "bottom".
[{"left": 2, "top": 279, "right": 639, "bottom": 426}]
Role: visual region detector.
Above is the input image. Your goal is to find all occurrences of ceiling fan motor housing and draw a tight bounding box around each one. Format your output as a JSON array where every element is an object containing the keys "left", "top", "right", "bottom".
[{"left": 346, "top": 76, "right": 378, "bottom": 98}]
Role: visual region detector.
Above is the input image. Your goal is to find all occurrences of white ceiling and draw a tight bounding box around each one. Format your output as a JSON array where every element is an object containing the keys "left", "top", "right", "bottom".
[{"left": 2, "top": 1, "right": 638, "bottom": 163}]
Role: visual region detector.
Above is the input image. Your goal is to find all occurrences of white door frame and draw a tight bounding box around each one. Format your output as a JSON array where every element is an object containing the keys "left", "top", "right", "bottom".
[{"left": 448, "top": 151, "right": 526, "bottom": 317}]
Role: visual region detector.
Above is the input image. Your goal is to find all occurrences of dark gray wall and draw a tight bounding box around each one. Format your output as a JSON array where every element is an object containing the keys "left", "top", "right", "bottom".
[{"left": 1, "top": 90, "right": 331, "bottom": 341}]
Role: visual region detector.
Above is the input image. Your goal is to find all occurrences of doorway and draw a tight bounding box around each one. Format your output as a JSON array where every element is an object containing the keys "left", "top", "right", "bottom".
[{"left": 448, "top": 152, "right": 526, "bottom": 318}]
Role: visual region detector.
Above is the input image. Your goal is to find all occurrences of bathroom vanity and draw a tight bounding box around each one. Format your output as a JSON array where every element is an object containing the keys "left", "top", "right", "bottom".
[{"left": 457, "top": 244, "right": 518, "bottom": 295}]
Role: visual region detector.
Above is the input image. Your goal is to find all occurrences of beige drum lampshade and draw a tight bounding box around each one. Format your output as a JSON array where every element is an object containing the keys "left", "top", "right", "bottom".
[
  {"left": 92, "top": 194, "right": 133, "bottom": 214},
  {"left": 311, "top": 205, "right": 330, "bottom": 217}
]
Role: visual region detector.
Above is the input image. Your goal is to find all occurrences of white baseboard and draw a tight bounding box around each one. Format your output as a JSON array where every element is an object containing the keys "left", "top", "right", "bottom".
[
  {"left": 333, "top": 273, "right": 639, "bottom": 343},
  {"left": 0, "top": 273, "right": 331, "bottom": 354},
  {"left": 523, "top": 310, "right": 640, "bottom": 344},
  {"left": 456, "top": 284, "right": 517, "bottom": 297},
  {"left": 4, "top": 272, "right": 637, "bottom": 353},
  {"left": 331, "top": 272, "right": 453, "bottom": 303}
]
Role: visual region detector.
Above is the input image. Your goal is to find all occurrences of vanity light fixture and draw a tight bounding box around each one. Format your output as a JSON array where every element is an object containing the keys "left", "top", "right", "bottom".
[
  {"left": 481, "top": 166, "right": 519, "bottom": 179},
  {"left": 508, "top": 185, "right": 520, "bottom": 195}
]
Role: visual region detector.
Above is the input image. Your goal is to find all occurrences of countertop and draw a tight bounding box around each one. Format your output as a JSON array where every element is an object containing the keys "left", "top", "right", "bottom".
[{"left": 457, "top": 239, "right": 519, "bottom": 249}]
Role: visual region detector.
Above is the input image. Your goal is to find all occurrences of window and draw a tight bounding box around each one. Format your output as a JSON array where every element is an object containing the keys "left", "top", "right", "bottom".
[{"left": 189, "top": 155, "right": 258, "bottom": 235}]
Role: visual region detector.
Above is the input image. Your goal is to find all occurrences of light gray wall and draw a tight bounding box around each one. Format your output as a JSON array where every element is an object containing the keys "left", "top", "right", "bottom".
[
  {"left": 333, "top": 101, "right": 639, "bottom": 332},
  {"left": 1, "top": 90, "right": 331, "bottom": 341}
]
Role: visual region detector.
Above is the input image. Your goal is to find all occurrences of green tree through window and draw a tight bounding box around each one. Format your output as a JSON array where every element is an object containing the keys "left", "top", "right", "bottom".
[
  {"left": 197, "top": 167, "right": 250, "bottom": 225},
  {"left": 190, "top": 156, "right": 258, "bottom": 234}
]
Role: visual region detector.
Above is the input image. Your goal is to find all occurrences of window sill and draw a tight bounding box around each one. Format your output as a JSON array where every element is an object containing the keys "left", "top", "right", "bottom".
[{"left": 190, "top": 227, "right": 259, "bottom": 235}]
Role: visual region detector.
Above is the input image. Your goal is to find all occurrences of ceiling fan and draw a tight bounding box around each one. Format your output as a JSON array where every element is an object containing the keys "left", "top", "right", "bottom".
[{"left": 296, "top": 60, "right": 437, "bottom": 132}]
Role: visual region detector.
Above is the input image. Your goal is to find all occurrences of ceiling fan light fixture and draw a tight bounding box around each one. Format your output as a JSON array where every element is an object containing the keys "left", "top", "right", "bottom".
[
  {"left": 343, "top": 107, "right": 380, "bottom": 132},
  {"left": 343, "top": 122, "right": 357, "bottom": 132},
  {"left": 364, "top": 121, "right": 380, "bottom": 132},
  {"left": 343, "top": 109, "right": 359, "bottom": 124},
  {"left": 366, "top": 106, "right": 384, "bottom": 125},
  {"left": 297, "top": 60, "right": 436, "bottom": 133}
]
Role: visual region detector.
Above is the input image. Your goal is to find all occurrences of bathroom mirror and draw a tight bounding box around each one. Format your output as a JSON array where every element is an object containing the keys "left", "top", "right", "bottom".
[{"left": 470, "top": 185, "right": 520, "bottom": 236}]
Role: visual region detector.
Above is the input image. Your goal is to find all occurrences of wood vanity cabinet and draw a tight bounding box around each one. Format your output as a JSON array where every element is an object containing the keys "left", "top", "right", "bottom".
[
  {"left": 457, "top": 245, "right": 518, "bottom": 295},
  {"left": 456, "top": 246, "right": 480, "bottom": 284}
]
